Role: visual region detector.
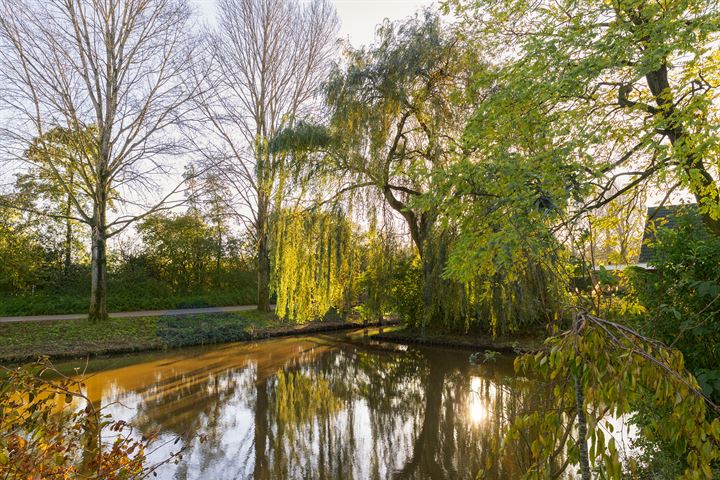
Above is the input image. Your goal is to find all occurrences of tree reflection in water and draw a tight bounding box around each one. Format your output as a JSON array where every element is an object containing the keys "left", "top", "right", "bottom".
[{"left": 56, "top": 331, "right": 565, "bottom": 479}]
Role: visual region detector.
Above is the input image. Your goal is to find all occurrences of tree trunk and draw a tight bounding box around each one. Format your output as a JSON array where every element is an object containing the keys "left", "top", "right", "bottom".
[
  {"left": 644, "top": 66, "right": 720, "bottom": 236},
  {"left": 257, "top": 238, "right": 271, "bottom": 312},
  {"left": 256, "top": 198, "right": 271, "bottom": 313},
  {"left": 380, "top": 186, "right": 441, "bottom": 332},
  {"left": 574, "top": 370, "right": 592, "bottom": 480},
  {"left": 420, "top": 252, "right": 434, "bottom": 336},
  {"left": 89, "top": 197, "right": 108, "bottom": 322},
  {"left": 64, "top": 192, "right": 73, "bottom": 274},
  {"left": 216, "top": 223, "right": 222, "bottom": 285}
]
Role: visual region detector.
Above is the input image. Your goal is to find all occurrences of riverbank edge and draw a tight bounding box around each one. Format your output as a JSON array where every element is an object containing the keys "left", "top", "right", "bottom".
[
  {"left": 0, "top": 317, "right": 399, "bottom": 365},
  {"left": 371, "top": 328, "right": 545, "bottom": 354}
]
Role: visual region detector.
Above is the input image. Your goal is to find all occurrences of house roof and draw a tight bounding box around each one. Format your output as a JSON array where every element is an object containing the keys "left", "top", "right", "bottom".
[{"left": 638, "top": 203, "right": 700, "bottom": 264}]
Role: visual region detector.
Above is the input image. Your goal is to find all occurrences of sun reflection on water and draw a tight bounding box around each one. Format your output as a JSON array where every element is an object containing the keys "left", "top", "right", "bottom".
[{"left": 467, "top": 376, "right": 497, "bottom": 426}]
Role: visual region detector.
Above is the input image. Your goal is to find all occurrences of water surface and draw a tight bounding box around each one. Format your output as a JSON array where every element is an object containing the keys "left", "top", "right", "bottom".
[{"left": 56, "top": 329, "right": 564, "bottom": 479}]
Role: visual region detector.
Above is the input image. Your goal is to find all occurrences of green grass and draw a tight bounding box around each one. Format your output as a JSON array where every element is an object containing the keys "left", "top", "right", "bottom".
[
  {"left": 0, "top": 311, "right": 280, "bottom": 363},
  {"left": 0, "top": 290, "right": 257, "bottom": 317}
]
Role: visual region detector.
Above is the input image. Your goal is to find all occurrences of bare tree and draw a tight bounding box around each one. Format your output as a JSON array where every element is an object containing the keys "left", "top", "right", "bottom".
[
  {"left": 0, "top": 0, "right": 200, "bottom": 321},
  {"left": 190, "top": 0, "right": 339, "bottom": 312}
]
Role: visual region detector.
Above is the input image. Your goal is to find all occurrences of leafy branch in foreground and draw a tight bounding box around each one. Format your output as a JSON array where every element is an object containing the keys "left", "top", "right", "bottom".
[
  {"left": 0, "top": 358, "right": 200, "bottom": 479},
  {"left": 498, "top": 312, "right": 720, "bottom": 480}
]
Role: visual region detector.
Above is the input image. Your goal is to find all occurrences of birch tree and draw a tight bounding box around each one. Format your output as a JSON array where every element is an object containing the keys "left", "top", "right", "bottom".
[
  {"left": 191, "top": 0, "right": 339, "bottom": 313},
  {"left": 0, "top": 0, "right": 199, "bottom": 321}
]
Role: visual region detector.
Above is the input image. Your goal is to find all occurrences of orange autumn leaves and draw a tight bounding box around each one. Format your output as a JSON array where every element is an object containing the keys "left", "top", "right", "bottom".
[{"left": 0, "top": 360, "right": 177, "bottom": 479}]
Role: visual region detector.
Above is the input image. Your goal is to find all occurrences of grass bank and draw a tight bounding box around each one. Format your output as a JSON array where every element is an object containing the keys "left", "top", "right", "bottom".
[
  {"left": 371, "top": 327, "right": 545, "bottom": 353},
  {"left": 0, "top": 312, "right": 374, "bottom": 364}
]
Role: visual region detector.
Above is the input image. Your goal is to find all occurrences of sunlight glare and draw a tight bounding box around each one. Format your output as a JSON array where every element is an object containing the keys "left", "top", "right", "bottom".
[{"left": 468, "top": 376, "right": 496, "bottom": 426}]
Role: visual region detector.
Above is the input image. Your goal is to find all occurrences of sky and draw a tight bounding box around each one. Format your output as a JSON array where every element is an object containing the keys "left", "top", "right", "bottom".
[{"left": 190, "top": 0, "right": 436, "bottom": 48}]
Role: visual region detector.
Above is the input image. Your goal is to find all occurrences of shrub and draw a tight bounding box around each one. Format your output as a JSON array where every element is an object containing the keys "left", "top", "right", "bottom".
[
  {"left": 0, "top": 359, "right": 194, "bottom": 478},
  {"left": 387, "top": 256, "right": 424, "bottom": 328},
  {"left": 157, "top": 314, "right": 255, "bottom": 348},
  {"left": 629, "top": 211, "right": 720, "bottom": 402}
]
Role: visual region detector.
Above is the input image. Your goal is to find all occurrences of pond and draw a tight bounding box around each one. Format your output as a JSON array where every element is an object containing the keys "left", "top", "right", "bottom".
[{"left": 53, "top": 328, "right": 624, "bottom": 479}]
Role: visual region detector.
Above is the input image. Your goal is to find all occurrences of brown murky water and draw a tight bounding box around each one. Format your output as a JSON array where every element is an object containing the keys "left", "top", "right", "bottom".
[{"left": 54, "top": 329, "right": 572, "bottom": 479}]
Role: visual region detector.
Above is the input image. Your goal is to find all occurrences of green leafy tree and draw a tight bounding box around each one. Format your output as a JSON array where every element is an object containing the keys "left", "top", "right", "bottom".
[
  {"left": 138, "top": 213, "right": 219, "bottom": 293},
  {"left": 184, "top": 166, "right": 236, "bottom": 278},
  {"left": 421, "top": 3, "right": 720, "bottom": 475},
  {"left": 419, "top": 140, "right": 571, "bottom": 335},
  {"left": 500, "top": 313, "right": 720, "bottom": 479},
  {"left": 581, "top": 185, "right": 648, "bottom": 268},
  {"left": 410, "top": 55, "right": 573, "bottom": 334},
  {"left": 630, "top": 210, "right": 720, "bottom": 402},
  {"left": 15, "top": 126, "right": 94, "bottom": 273},
  {"left": 449, "top": 0, "right": 720, "bottom": 235},
  {"left": 0, "top": 201, "right": 47, "bottom": 293}
]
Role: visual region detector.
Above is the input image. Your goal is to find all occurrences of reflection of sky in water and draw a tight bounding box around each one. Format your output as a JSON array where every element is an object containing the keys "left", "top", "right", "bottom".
[{"left": 52, "top": 331, "right": 636, "bottom": 479}]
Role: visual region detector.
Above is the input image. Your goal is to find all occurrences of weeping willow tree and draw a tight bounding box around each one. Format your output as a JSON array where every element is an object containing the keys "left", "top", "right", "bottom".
[
  {"left": 271, "top": 12, "right": 493, "bottom": 333},
  {"left": 271, "top": 207, "right": 360, "bottom": 323},
  {"left": 467, "top": 262, "right": 566, "bottom": 337}
]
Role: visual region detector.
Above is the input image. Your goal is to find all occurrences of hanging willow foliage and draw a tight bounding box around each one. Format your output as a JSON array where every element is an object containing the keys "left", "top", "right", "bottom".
[
  {"left": 411, "top": 228, "right": 565, "bottom": 336},
  {"left": 357, "top": 212, "right": 401, "bottom": 322},
  {"left": 271, "top": 208, "right": 360, "bottom": 323},
  {"left": 466, "top": 260, "right": 565, "bottom": 337}
]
